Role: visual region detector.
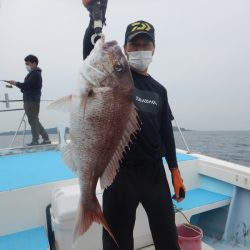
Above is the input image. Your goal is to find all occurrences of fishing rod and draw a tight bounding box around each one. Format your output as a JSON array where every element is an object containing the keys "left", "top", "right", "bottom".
[
  {"left": 91, "top": 0, "right": 104, "bottom": 44},
  {"left": 0, "top": 80, "right": 13, "bottom": 88},
  {"left": 82, "top": 0, "right": 108, "bottom": 44}
]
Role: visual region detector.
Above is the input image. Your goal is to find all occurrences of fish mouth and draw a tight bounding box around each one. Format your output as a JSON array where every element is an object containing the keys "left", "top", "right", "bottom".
[
  {"left": 96, "top": 39, "right": 128, "bottom": 86},
  {"left": 103, "top": 40, "right": 124, "bottom": 61},
  {"left": 102, "top": 40, "right": 122, "bottom": 55}
]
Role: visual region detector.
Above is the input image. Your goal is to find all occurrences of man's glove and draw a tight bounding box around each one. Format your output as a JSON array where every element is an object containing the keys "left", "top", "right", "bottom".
[{"left": 170, "top": 168, "right": 186, "bottom": 202}]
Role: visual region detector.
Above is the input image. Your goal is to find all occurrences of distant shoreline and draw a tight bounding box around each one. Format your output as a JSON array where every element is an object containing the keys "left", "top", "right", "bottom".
[{"left": 0, "top": 126, "right": 189, "bottom": 136}]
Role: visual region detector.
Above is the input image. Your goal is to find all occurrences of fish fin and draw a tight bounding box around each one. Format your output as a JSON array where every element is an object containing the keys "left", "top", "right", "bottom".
[
  {"left": 73, "top": 197, "right": 118, "bottom": 247},
  {"left": 71, "top": 87, "right": 93, "bottom": 113},
  {"left": 100, "top": 105, "right": 140, "bottom": 189},
  {"left": 61, "top": 143, "right": 78, "bottom": 174},
  {"left": 47, "top": 95, "right": 72, "bottom": 112}
]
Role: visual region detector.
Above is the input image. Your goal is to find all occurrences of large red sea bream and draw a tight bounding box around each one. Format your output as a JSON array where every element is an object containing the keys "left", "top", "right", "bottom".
[{"left": 50, "top": 37, "right": 140, "bottom": 244}]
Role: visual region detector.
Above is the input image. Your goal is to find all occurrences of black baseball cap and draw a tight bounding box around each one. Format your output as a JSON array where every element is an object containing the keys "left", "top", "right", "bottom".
[{"left": 124, "top": 20, "right": 155, "bottom": 45}]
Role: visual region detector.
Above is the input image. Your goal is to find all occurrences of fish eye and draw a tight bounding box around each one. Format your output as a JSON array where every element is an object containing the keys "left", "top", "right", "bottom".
[{"left": 114, "top": 62, "right": 124, "bottom": 72}]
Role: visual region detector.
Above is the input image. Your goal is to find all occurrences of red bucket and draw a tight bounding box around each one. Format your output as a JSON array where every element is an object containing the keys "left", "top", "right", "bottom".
[{"left": 177, "top": 223, "right": 203, "bottom": 250}]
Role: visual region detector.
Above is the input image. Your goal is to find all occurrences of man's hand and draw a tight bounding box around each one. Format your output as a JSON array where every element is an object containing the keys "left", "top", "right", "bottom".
[
  {"left": 170, "top": 168, "right": 186, "bottom": 202},
  {"left": 7, "top": 80, "right": 17, "bottom": 86}
]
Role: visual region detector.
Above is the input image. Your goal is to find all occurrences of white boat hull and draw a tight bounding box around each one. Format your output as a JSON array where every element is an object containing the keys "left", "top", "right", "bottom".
[{"left": 0, "top": 148, "right": 249, "bottom": 249}]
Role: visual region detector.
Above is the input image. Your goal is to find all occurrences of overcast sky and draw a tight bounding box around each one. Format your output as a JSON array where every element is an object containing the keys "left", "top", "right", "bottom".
[{"left": 0, "top": 0, "right": 249, "bottom": 132}]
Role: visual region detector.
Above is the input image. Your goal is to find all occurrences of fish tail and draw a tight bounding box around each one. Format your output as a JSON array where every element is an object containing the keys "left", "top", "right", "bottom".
[{"left": 73, "top": 197, "right": 118, "bottom": 246}]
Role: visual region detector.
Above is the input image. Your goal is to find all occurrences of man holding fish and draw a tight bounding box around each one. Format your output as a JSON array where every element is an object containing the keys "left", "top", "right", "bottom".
[
  {"left": 50, "top": 0, "right": 185, "bottom": 249},
  {"left": 81, "top": 1, "right": 186, "bottom": 250}
]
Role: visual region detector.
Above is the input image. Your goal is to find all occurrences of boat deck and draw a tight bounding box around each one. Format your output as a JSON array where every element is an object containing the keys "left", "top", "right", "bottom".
[
  {"left": 1, "top": 149, "right": 239, "bottom": 250},
  {"left": 0, "top": 149, "right": 199, "bottom": 249},
  {"left": 0, "top": 149, "right": 196, "bottom": 191},
  {"left": 0, "top": 227, "right": 49, "bottom": 250},
  {"left": 0, "top": 150, "right": 76, "bottom": 191}
]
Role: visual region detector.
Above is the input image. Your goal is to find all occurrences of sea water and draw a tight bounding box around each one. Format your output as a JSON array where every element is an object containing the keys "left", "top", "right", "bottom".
[
  {"left": 0, "top": 130, "right": 249, "bottom": 167},
  {"left": 174, "top": 130, "right": 250, "bottom": 167}
]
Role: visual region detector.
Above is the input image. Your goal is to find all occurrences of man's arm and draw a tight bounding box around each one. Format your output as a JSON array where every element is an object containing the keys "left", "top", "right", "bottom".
[
  {"left": 16, "top": 72, "right": 40, "bottom": 90},
  {"left": 82, "top": 0, "right": 108, "bottom": 60},
  {"left": 161, "top": 88, "right": 186, "bottom": 202},
  {"left": 83, "top": 24, "right": 95, "bottom": 60},
  {"left": 8, "top": 72, "right": 40, "bottom": 90},
  {"left": 161, "top": 89, "right": 177, "bottom": 169}
]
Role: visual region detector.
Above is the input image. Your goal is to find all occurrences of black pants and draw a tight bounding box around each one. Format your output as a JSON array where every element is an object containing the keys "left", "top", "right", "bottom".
[
  {"left": 24, "top": 101, "right": 49, "bottom": 142},
  {"left": 102, "top": 161, "right": 180, "bottom": 250}
]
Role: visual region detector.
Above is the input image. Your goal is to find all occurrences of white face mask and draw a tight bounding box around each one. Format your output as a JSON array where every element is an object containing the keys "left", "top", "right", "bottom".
[
  {"left": 26, "top": 65, "right": 32, "bottom": 72},
  {"left": 127, "top": 51, "right": 153, "bottom": 71}
]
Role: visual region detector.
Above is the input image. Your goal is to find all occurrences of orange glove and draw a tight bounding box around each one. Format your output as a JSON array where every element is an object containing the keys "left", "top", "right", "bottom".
[
  {"left": 82, "top": 0, "right": 96, "bottom": 13},
  {"left": 82, "top": 0, "right": 93, "bottom": 7},
  {"left": 170, "top": 168, "right": 186, "bottom": 202}
]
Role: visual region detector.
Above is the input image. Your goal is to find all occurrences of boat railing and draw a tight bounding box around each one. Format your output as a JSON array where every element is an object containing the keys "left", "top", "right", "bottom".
[
  {"left": 173, "top": 117, "right": 191, "bottom": 153},
  {"left": 1, "top": 93, "right": 191, "bottom": 152},
  {"left": 0, "top": 93, "right": 54, "bottom": 148}
]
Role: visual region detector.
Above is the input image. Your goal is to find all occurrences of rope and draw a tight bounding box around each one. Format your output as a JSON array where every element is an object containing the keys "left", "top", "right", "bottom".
[{"left": 174, "top": 205, "right": 202, "bottom": 235}]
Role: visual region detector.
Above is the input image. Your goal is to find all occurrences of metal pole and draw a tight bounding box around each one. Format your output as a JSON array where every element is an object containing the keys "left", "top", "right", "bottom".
[
  {"left": 57, "top": 123, "right": 66, "bottom": 148},
  {"left": 9, "top": 112, "right": 26, "bottom": 148},
  {"left": 4, "top": 93, "right": 9, "bottom": 108},
  {"left": 173, "top": 118, "right": 191, "bottom": 153},
  {"left": 0, "top": 108, "right": 24, "bottom": 112},
  {"left": 22, "top": 119, "right": 27, "bottom": 147}
]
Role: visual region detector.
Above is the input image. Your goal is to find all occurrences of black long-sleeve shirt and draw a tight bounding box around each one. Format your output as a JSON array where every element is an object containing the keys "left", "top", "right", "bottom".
[
  {"left": 16, "top": 68, "right": 42, "bottom": 103},
  {"left": 125, "top": 71, "right": 178, "bottom": 168},
  {"left": 83, "top": 25, "right": 178, "bottom": 169}
]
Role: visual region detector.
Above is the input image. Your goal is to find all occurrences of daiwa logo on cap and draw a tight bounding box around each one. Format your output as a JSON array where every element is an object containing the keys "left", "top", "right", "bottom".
[
  {"left": 131, "top": 21, "right": 152, "bottom": 32},
  {"left": 125, "top": 20, "right": 155, "bottom": 44}
]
